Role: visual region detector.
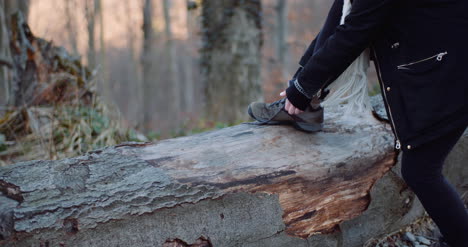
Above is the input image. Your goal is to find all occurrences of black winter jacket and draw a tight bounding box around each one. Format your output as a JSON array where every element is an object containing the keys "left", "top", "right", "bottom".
[{"left": 286, "top": 0, "right": 468, "bottom": 151}]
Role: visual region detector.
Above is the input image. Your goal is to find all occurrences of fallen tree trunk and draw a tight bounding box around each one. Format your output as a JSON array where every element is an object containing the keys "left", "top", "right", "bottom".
[{"left": 0, "top": 98, "right": 466, "bottom": 247}]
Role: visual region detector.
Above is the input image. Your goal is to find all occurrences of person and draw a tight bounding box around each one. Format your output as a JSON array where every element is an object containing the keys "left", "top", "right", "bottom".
[{"left": 249, "top": 0, "right": 468, "bottom": 246}]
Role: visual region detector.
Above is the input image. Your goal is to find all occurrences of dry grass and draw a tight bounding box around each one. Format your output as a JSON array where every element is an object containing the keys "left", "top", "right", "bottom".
[{"left": 0, "top": 74, "right": 145, "bottom": 167}]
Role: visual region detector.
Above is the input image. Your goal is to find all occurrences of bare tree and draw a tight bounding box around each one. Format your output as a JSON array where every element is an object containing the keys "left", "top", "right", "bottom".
[
  {"left": 124, "top": 0, "right": 142, "bottom": 126},
  {"left": 85, "top": 0, "right": 109, "bottom": 102},
  {"left": 1, "top": 0, "right": 29, "bottom": 106},
  {"left": 124, "top": 1, "right": 137, "bottom": 73},
  {"left": 141, "top": 0, "right": 154, "bottom": 132},
  {"left": 182, "top": 0, "right": 196, "bottom": 113},
  {"left": 97, "top": 0, "right": 104, "bottom": 65},
  {"left": 85, "top": 0, "right": 96, "bottom": 70},
  {"left": 96, "top": 0, "right": 109, "bottom": 101},
  {"left": 4, "top": 0, "right": 29, "bottom": 25},
  {"left": 0, "top": 0, "right": 13, "bottom": 106},
  {"left": 162, "top": 0, "right": 181, "bottom": 124},
  {"left": 64, "top": 0, "right": 79, "bottom": 56},
  {"left": 275, "top": 0, "right": 289, "bottom": 79},
  {"left": 201, "top": 0, "right": 263, "bottom": 123}
]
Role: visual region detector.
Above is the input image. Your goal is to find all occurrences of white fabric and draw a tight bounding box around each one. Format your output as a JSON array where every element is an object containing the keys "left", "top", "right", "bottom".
[{"left": 321, "top": 0, "right": 372, "bottom": 115}]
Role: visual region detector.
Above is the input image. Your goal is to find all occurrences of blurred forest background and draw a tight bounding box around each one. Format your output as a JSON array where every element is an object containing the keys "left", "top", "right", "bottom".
[{"left": 0, "top": 0, "right": 379, "bottom": 165}]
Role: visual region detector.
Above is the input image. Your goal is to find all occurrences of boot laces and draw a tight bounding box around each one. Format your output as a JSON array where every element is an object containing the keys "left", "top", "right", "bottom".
[{"left": 270, "top": 98, "right": 286, "bottom": 109}]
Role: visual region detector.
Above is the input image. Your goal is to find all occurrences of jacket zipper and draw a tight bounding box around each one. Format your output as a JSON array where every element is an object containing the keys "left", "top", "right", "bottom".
[
  {"left": 397, "top": 51, "right": 447, "bottom": 70},
  {"left": 371, "top": 46, "right": 401, "bottom": 150}
]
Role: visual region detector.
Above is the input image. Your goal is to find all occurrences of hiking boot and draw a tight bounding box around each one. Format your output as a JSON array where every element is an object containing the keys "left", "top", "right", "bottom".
[
  {"left": 431, "top": 236, "right": 453, "bottom": 247},
  {"left": 432, "top": 242, "right": 452, "bottom": 247},
  {"left": 247, "top": 95, "right": 324, "bottom": 133}
]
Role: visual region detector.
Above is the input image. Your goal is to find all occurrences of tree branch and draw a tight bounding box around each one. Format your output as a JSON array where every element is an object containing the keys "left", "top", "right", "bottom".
[{"left": 0, "top": 56, "right": 13, "bottom": 68}]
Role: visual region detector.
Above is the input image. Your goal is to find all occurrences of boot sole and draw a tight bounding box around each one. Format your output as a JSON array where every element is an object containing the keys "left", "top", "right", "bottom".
[{"left": 293, "top": 121, "right": 323, "bottom": 133}]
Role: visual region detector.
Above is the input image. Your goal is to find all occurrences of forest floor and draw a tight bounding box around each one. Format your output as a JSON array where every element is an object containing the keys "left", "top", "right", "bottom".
[{"left": 365, "top": 213, "right": 453, "bottom": 247}]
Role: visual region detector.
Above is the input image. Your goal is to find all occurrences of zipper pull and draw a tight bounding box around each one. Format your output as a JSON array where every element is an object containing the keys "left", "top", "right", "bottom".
[
  {"left": 395, "top": 140, "right": 401, "bottom": 150},
  {"left": 436, "top": 51, "right": 448, "bottom": 61}
]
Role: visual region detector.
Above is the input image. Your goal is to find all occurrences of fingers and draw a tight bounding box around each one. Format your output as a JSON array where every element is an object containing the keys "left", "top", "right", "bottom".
[
  {"left": 281, "top": 90, "right": 303, "bottom": 115},
  {"left": 285, "top": 99, "right": 303, "bottom": 115},
  {"left": 290, "top": 104, "right": 303, "bottom": 115},
  {"left": 294, "top": 108, "right": 303, "bottom": 115},
  {"left": 288, "top": 104, "right": 295, "bottom": 115},
  {"left": 285, "top": 98, "right": 291, "bottom": 113}
]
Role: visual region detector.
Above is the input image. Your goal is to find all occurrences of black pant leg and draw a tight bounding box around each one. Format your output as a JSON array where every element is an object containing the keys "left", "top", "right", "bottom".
[{"left": 400, "top": 126, "right": 468, "bottom": 247}]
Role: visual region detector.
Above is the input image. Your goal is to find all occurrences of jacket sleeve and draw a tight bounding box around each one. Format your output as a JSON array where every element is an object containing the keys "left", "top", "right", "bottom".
[
  {"left": 299, "top": 0, "right": 345, "bottom": 67},
  {"left": 298, "top": 33, "right": 319, "bottom": 68},
  {"left": 286, "top": 0, "right": 400, "bottom": 110}
]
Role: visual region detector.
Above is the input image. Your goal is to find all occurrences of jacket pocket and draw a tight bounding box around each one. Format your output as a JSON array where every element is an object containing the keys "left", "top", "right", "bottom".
[
  {"left": 396, "top": 51, "right": 448, "bottom": 74},
  {"left": 395, "top": 50, "right": 453, "bottom": 132}
]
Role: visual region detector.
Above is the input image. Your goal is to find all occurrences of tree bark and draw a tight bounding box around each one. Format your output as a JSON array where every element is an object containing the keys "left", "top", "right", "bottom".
[
  {"left": 201, "top": 0, "right": 263, "bottom": 124},
  {"left": 3, "top": 99, "right": 465, "bottom": 246}
]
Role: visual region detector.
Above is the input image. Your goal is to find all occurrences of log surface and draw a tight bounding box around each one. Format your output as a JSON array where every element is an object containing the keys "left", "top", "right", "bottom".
[{"left": 0, "top": 106, "right": 397, "bottom": 244}]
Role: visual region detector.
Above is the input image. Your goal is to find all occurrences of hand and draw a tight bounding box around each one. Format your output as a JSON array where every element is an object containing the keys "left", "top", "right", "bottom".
[{"left": 280, "top": 91, "right": 304, "bottom": 115}]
